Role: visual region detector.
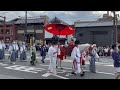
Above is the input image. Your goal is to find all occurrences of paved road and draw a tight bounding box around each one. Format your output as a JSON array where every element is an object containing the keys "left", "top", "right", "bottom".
[{"left": 0, "top": 51, "right": 115, "bottom": 79}]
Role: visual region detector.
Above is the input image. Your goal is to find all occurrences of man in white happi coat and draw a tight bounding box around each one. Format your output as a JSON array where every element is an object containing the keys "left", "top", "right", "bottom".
[
  {"left": 71, "top": 40, "right": 84, "bottom": 76},
  {"left": 48, "top": 41, "right": 58, "bottom": 74}
]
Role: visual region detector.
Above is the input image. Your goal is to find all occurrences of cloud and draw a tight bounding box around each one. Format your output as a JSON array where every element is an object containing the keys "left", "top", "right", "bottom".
[{"left": 0, "top": 11, "right": 116, "bottom": 24}]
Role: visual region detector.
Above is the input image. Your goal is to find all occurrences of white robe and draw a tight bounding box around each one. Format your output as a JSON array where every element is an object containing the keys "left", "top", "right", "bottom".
[
  {"left": 20, "top": 45, "right": 26, "bottom": 53},
  {"left": 2, "top": 43, "right": 6, "bottom": 49},
  {"left": 15, "top": 44, "right": 19, "bottom": 51},
  {"left": 71, "top": 46, "right": 81, "bottom": 73},
  {"left": 48, "top": 45, "right": 57, "bottom": 74},
  {"left": 0, "top": 44, "right": 2, "bottom": 50}
]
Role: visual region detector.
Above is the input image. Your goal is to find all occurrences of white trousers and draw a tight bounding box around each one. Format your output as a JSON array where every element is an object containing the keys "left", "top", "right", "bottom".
[
  {"left": 48, "top": 57, "right": 57, "bottom": 74},
  {"left": 72, "top": 57, "right": 81, "bottom": 74}
]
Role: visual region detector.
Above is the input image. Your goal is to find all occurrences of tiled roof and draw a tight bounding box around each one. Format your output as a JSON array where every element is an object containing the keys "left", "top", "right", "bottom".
[
  {"left": 75, "top": 21, "right": 120, "bottom": 27},
  {"left": 15, "top": 18, "right": 45, "bottom": 24},
  {"left": 50, "top": 17, "right": 68, "bottom": 25}
]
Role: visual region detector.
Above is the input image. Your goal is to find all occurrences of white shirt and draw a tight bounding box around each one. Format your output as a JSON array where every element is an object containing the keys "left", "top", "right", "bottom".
[
  {"left": 8, "top": 45, "right": 13, "bottom": 53},
  {"left": 15, "top": 44, "right": 19, "bottom": 50},
  {"left": 2, "top": 43, "right": 5, "bottom": 49},
  {"left": 104, "top": 48, "right": 108, "bottom": 53},
  {"left": 48, "top": 46, "right": 57, "bottom": 58},
  {"left": 20, "top": 45, "right": 26, "bottom": 52},
  {"left": 71, "top": 46, "right": 81, "bottom": 60},
  {"left": 0, "top": 44, "right": 2, "bottom": 50}
]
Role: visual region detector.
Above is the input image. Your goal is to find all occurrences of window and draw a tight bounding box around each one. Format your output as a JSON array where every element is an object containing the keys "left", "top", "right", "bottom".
[
  {"left": 79, "top": 33, "right": 83, "bottom": 37},
  {"left": 92, "top": 31, "right": 108, "bottom": 35},
  {"left": 6, "top": 29, "right": 10, "bottom": 34},
  {"left": 0, "top": 37, "right": 3, "bottom": 40},
  {"left": 0, "top": 29, "right": 4, "bottom": 34}
]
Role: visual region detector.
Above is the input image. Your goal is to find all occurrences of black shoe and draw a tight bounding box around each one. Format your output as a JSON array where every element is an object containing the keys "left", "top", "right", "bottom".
[
  {"left": 60, "top": 67, "right": 63, "bottom": 69},
  {"left": 71, "top": 72, "right": 77, "bottom": 75},
  {"left": 41, "top": 60, "right": 44, "bottom": 63},
  {"left": 80, "top": 73, "right": 85, "bottom": 77},
  {"left": 56, "top": 66, "right": 58, "bottom": 68},
  {"left": 83, "top": 71, "right": 85, "bottom": 74}
]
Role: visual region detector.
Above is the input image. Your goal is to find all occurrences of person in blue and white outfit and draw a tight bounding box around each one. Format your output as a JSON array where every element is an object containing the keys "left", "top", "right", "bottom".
[
  {"left": 15, "top": 41, "right": 19, "bottom": 59},
  {"left": 8, "top": 41, "right": 17, "bottom": 64},
  {"left": 112, "top": 44, "right": 120, "bottom": 79},
  {"left": 1, "top": 40, "right": 6, "bottom": 60},
  {"left": 0, "top": 40, "right": 3, "bottom": 61},
  {"left": 20, "top": 42, "right": 27, "bottom": 61}
]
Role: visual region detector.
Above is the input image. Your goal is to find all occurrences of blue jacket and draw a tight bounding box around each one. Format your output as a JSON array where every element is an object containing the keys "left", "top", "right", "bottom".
[
  {"left": 40, "top": 47, "right": 46, "bottom": 56},
  {"left": 112, "top": 51, "right": 120, "bottom": 67}
]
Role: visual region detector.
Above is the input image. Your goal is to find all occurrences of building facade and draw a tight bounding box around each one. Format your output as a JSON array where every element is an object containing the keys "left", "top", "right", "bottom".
[
  {"left": 74, "top": 21, "right": 120, "bottom": 46},
  {"left": 0, "top": 23, "right": 16, "bottom": 43},
  {"left": 8, "top": 16, "right": 49, "bottom": 44}
]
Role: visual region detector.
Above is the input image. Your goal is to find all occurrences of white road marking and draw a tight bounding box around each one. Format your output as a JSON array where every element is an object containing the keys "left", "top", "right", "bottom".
[
  {"left": 0, "top": 63, "right": 8, "bottom": 66},
  {"left": 84, "top": 70, "right": 114, "bottom": 75},
  {"left": 39, "top": 64, "right": 49, "bottom": 66},
  {"left": 42, "top": 72, "right": 69, "bottom": 79},
  {"left": 51, "top": 74, "right": 69, "bottom": 79},
  {"left": 5, "top": 65, "right": 45, "bottom": 73},
  {"left": 42, "top": 73, "right": 51, "bottom": 77},
  {"left": 65, "top": 73, "right": 73, "bottom": 77},
  {"left": 103, "top": 65, "right": 113, "bottom": 67}
]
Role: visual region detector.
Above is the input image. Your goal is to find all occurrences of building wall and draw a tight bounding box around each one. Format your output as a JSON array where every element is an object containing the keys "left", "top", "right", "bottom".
[
  {"left": 0, "top": 24, "right": 16, "bottom": 43},
  {"left": 15, "top": 23, "right": 44, "bottom": 43},
  {"left": 75, "top": 26, "right": 114, "bottom": 46}
]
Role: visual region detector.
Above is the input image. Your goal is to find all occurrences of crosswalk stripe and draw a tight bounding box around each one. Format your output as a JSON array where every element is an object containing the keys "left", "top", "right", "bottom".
[{"left": 42, "top": 73, "right": 51, "bottom": 77}]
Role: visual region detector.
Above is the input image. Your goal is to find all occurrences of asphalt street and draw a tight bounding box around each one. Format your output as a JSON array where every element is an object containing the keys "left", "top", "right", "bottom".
[{"left": 0, "top": 51, "right": 115, "bottom": 79}]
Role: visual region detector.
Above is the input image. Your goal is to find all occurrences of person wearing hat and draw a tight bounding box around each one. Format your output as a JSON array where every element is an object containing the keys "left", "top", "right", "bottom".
[
  {"left": 20, "top": 42, "right": 27, "bottom": 61},
  {"left": 71, "top": 40, "right": 84, "bottom": 76},
  {"left": 48, "top": 40, "right": 58, "bottom": 74}
]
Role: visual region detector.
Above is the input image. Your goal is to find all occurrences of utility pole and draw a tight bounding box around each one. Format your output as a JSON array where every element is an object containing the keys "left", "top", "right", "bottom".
[
  {"left": 113, "top": 11, "right": 118, "bottom": 44},
  {"left": 25, "top": 11, "right": 27, "bottom": 43}
]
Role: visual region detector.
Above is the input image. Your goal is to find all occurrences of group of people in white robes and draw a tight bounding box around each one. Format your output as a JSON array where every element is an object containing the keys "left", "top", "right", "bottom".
[
  {"left": 0, "top": 40, "right": 6, "bottom": 61},
  {"left": 47, "top": 39, "right": 99, "bottom": 76},
  {"left": 8, "top": 41, "right": 27, "bottom": 64}
]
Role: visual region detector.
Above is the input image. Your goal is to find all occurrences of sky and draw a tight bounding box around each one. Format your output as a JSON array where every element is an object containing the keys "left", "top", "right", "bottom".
[{"left": 0, "top": 11, "right": 119, "bottom": 25}]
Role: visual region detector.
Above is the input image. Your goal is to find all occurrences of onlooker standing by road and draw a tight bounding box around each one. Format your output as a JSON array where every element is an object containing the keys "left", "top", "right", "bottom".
[
  {"left": 104, "top": 47, "right": 109, "bottom": 57},
  {"left": 111, "top": 44, "right": 120, "bottom": 79},
  {"left": 40, "top": 44, "right": 47, "bottom": 63}
]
